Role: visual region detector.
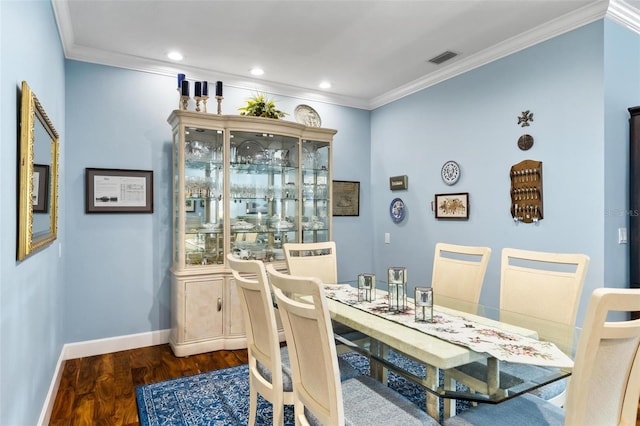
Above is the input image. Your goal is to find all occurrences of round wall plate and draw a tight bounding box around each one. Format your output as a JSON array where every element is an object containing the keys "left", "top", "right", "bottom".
[
  {"left": 518, "top": 134, "right": 534, "bottom": 150},
  {"left": 441, "top": 160, "right": 460, "bottom": 185},
  {"left": 294, "top": 104, "right": 321, "bottom": 127},
  {"left": 389, "top": 198, "right": 406, "bottom": 223}
]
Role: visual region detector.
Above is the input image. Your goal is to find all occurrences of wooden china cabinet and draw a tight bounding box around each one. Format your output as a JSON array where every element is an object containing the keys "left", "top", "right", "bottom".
[{"left": 167, "top": 110, "right": 336, "bottom": 356}]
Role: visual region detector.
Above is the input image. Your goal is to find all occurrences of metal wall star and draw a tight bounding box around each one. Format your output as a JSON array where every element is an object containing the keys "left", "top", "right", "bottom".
[{"left": 517, "top": 110, "right": 534, "bottom": 127}]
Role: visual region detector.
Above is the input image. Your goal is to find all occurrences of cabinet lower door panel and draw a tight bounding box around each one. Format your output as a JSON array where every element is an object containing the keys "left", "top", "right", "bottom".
[{"left": 184, "top": 278, "right": 223, "bottom": 341}]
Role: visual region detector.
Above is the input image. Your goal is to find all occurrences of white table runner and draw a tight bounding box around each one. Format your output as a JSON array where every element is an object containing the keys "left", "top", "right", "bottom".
[{"left": 324, "top": 284, "right": 573, "bottom": 368}]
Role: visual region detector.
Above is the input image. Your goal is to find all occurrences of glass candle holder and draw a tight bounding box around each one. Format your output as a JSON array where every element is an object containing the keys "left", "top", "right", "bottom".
[
  {"left": 358, "top": 273, "right": 376, "bottom": 302},
  {"left": 387, "top": 267, "right": 407, "bottom": 312},
  {"left": 415, "top": 287, "right": 434, "bottom": 322}
]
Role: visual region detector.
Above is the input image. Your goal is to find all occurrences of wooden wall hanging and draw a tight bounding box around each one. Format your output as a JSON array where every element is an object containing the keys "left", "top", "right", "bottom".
[{"left": 510, "top": 159, "right": 543, "bottom": 223}]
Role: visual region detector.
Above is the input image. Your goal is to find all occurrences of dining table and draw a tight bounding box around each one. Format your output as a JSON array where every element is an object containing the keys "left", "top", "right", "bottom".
[{"left": 323, "top": 281, "right": 578, "bottom": 421}]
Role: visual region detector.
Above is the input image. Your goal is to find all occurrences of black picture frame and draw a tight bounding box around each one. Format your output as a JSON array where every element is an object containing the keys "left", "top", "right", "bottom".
[
  {"left": 85, "top": 168, "right": 154, "bottom": 213},
  {"left": 332, "top": 180, "right": 360, "bottom": 217},
  {"left": 434, "top": 192, "right": 469, "bottom": 220},
  {"left": 32, "top": 164, "right": 50, "bottom": 213}
]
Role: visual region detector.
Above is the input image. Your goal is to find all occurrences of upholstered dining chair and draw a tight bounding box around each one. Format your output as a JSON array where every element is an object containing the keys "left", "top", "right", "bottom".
[
  {"left": 227, "top": 255, "right": 359, "bottom": 425},
  {"left": 283, "top": 240, "right": 359, "bottom": 339},
  {"left": 431, "top": 243, "right": 491, "bottom": 304},
  {"left": 265, "top": 264, "right": 439, "bottom": 426},
  {"left": 500, "top": 248, "right": 589, "bottom": 406},
  {"left": 283, "top": 241, "right": 338, "bottom": 284},
  {"left": 227, "top": 255, "right": 294, "bottom": 425},
  {"left": 446, "top": 248, "right": 590, "bottom": 409},
  {"left": 443, "top": 287, "right": 640, "bottom": 426},
  {"left": 500, "top": 248, "right": 589, "bottom": 331}
]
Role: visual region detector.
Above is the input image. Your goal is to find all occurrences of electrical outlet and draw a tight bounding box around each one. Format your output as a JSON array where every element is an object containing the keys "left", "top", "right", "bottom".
[{"left": 384, "top": 233, "right": 390, "bottom": 244}]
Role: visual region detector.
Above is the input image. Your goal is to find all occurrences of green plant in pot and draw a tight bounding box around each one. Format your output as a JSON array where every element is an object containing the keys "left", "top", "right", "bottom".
[{"left": 238, "top": 93, "right": 288, "bottom": 119}]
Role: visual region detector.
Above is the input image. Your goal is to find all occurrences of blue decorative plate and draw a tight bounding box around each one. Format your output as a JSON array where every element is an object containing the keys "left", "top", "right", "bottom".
[{"left": 390, "top": 198, "right": 406, "bottom": 223}]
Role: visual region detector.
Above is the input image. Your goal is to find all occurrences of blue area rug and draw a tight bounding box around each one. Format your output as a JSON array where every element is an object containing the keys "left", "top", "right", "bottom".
[{"left": 136, "top": 351, "right": 468, "bottom": 425}]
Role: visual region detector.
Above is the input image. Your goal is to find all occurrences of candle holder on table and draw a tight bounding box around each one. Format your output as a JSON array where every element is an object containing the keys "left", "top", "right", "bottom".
[
  {"left": 387, "top": 267, "right": 407, "bottom": 312},
  {"left": 414, "top": 287, "right": 434, "bottom": 322},
  {"left": 216, "top": 95, "right": 223, "bottom": 114},
  {"left": 358, "top": 273, "right": 376, "bottom": 302}
]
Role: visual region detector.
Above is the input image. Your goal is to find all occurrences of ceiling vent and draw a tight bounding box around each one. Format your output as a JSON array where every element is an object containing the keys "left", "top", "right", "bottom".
[{"left": 428, "top": 51, "right": 458, "bottom": 65}]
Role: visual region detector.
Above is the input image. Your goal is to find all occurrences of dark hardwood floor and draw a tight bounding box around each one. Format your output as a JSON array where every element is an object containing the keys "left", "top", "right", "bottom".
[
  {"left": 50, "top": 343, "right": 640, "bottom": 425},
  {"left": 49, "top": 344, "right": 248, "bottom": 425}
]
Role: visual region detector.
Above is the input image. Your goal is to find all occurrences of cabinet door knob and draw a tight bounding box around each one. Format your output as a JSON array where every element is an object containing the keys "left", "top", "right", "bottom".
[{"left": 217, "top": 298, "right": 222, "bottom": 312}]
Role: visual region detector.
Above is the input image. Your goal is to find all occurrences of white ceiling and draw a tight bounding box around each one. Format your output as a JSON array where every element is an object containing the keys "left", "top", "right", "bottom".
[{"left": 52, "top": 0, "right": 640, "bottom": 110}]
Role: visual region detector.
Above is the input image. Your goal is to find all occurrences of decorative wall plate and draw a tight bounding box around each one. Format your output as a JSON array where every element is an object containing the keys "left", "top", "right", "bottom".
[
  {"left": 294, "top": 104, "right": 321, "bottom": 127},
  {"left": 389, "top": 198, "right": 406, "bottom": 223},
  {"left": 518, "top": 134, "right": 534, "bottom": 151},
  {"left": 441, "top": 160, "right": 460, "bottom": 185}
]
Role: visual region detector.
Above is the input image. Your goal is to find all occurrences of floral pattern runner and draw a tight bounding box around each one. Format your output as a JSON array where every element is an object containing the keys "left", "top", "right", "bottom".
[{"left": 324, "top": 284, "right": 573, "bottom": 368}]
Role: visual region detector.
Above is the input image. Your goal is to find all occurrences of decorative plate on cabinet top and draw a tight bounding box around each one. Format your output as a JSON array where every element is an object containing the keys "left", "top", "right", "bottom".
[
  {"left": 389, "top": 198, "right": 406, "bottom": 223},
  {"left": 294, "top": 104, "right": 322, "bottom": 127},
  {"left": 441, "top": 160, "right": 461, "bottom": 185}
]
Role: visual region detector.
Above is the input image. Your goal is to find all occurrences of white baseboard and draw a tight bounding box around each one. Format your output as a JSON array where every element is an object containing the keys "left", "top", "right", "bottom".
[
  {"left": 38, "top": 329, "right": 171, "bottom": 425},
  {"left": 63, "top": 329, "right": 171, "bottom": 359}
]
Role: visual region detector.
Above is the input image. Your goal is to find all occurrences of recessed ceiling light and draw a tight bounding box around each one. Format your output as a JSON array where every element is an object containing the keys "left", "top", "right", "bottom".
[
  {"left": 167, "top": 51, "right": 183, "bottom": 61},
  {"left": 250, "top": 67, "right": 264, "bottom": 76},
  {"left": 319, "top": 81, "right": 331, "bottom": 89}
]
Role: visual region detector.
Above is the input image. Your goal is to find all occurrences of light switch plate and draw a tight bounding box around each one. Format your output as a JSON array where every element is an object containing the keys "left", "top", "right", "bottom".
[{"left": 619, "top": 227, "right": 628, "bottom": 244}]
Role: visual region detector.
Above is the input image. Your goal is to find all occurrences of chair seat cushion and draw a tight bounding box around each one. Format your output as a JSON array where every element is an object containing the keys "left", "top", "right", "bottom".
[
  {"left": 341, "top": 376, "right": 438, "bottom": 426},
  {"left": 257, "top": 347, "right": 361, "bottom": 392},
  {"left": 443, "top": 393, "right": 565, "bottom": 426}
]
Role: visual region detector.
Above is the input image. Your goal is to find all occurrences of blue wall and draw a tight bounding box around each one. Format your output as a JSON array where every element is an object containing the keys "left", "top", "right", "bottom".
[
  {"left": 370, "top": 21, "right": 611, "bottom": 324},
  {"left": 63, "top": 61, "right": 373, "bottom": 342},
  {"left": 603, "top": 19, "right": 640, "bottom": 292},
  {"left": 0, "top": 1, "right": 66, "bottom": 425},
  {"left": 2, "top": 5, "right": 640, "bottom": 423}
]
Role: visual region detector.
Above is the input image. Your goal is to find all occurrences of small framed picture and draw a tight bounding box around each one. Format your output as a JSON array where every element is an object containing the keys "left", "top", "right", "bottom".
[
  {"left": 435, "top": 192, "right": 469, "bottom": 220},
  {"left": 185, "top": 199, "right": 196, "bottom": 212},
  {"left": 85, "top": 168, "right": 154, "bottom": 213},
  {"left": 332, "top": 180, "right": 360, "bottom": 217},
  {"left": 32, "top": 164, "right": 50, "bottom": 213}
]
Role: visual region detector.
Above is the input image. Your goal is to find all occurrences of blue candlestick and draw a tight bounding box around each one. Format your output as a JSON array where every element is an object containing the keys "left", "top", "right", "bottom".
[{"left": 177, "top": 73, "right": 185, "bottom": 89}]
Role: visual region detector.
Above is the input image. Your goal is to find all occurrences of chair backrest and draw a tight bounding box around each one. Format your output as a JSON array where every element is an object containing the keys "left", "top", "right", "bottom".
[
  {"left": 431, "top": 243, "right": 491, "bottom": 304},
  {"left": 266, "top": 264, "right": 343, "bottom": 425},
  {"left": 227, "top": 255, "right": 284, "bottom": 395},
  {"left": 283, "top": 241, "right": 338, "bottom": 284},
  {"left": 500, "top": 248, "right": 589, "bottom": 327},
  {"left": 563, "top": 288, "right": 640, "bottom": 426}
]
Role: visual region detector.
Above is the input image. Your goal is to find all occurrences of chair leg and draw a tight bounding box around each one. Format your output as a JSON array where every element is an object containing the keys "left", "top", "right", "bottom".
[
  {"left": 248, "top": 379, "right": 258, "bottom": 426},
  {"left": 272, "top": 401, "right": 284, "bottom": 426}
]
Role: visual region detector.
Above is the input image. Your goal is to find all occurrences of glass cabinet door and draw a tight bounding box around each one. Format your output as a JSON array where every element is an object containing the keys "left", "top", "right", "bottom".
[
  {"left": 229, "top": 131, "right": 299, "bottom": 262},
  {"left": 182, "top": 126, "right": 224, "bottom": 266},
  {"left": 301, "top": 139, "right": 330, "bottom": 243}
]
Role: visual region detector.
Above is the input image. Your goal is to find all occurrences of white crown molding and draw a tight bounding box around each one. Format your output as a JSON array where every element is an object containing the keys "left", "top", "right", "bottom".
[
  {"left": 369, "top": 1, "right": 611, "bottom": 109},
  {"left": 53, "top": 0, "right": 629, "bottom": 111},
  {"left": 607, "top": 0, "right": 640, "bottom": 33}
]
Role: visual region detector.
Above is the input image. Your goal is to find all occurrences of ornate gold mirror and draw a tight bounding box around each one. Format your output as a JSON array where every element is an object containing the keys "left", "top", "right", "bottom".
[{"left": 17, "top": 81, "right": 59, "bottom": 261}]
